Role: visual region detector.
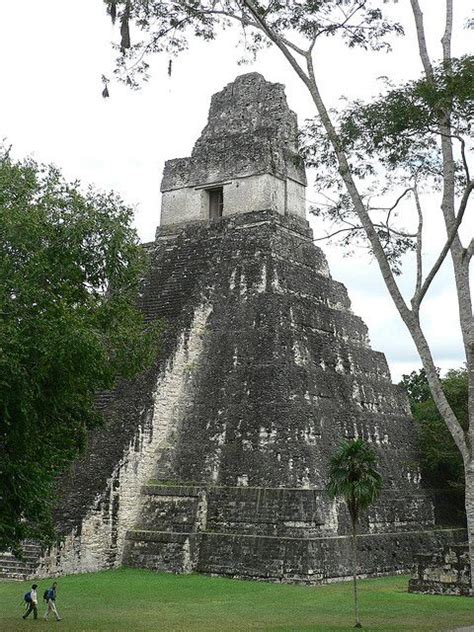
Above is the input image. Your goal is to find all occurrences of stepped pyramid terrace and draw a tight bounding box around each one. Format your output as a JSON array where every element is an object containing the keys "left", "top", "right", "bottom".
[{"left": 1, "top": 73, "right": 465, "bottom": 583}]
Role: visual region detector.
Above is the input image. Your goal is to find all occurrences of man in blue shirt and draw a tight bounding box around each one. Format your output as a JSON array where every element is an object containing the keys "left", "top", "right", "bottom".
[{"left": 44, "top": 582, "right": 62, "bottom": 621}]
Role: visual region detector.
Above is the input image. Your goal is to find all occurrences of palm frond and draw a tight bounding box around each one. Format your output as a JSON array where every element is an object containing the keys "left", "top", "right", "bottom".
[{"left": 327, "top": 439, "right": 383, "bottom": 524}]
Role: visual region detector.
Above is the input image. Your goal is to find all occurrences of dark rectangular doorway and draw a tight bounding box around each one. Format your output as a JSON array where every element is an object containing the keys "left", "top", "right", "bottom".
[{"left": 208, "top": 187, "right": 223, "bottom": 219}]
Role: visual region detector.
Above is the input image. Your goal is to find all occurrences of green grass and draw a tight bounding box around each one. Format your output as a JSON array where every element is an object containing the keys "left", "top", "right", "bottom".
[{"left": 1, "top": 569, "right": 472, "bottom": 631}]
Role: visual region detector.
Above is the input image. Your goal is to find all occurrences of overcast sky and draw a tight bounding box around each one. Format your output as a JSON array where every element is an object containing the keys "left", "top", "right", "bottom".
[{"left": 1, "top": 1, "right": 472, "bottom": 382}]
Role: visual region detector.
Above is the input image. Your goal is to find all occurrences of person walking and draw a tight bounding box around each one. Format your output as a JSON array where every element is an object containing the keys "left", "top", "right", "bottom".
[
  {"left": 22, "top": 584, "right": 39, "bottom": 619},
  {"left": 44, "top": 582, "right": 62, "bottom": 621}
]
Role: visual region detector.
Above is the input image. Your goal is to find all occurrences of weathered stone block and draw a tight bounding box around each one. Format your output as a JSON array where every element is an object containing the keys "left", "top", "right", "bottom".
[{"left": 408, "top": 543, "right": 471, "bottom": 596}]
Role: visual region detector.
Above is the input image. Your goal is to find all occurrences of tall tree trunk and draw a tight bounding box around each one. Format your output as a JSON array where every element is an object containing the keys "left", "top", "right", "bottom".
[
  {"left": 352, "top": 521, "right": 362, "bottom": 628},
  {"left": 465, "top": 460, "right": 474, "bottom": 595}
]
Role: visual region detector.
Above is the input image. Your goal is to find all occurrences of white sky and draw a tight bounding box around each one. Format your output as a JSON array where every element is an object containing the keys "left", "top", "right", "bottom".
[{"left": 1, "top": 1, "right": 472, "bottom": 382}]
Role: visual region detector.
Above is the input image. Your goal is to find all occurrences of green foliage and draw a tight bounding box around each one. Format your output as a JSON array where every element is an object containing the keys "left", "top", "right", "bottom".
[
  {"left": 327, "top": 439, "right": 382, "bottom": 527},
  {"left": 301, "top": 56, "right": 473, "bottom": 273},
  {"left": 399, "top": 367, "right": 467, "bottom": 491},
  {"left": 2, "top": 569, "right": 474, "bottom": 631},
  {"left": 0, "top": 149, "right": 161, "bottom": 553},
  {"left": 101, "top": 1, "right": 403, "bottom": 89},
  {"left": 337, "top": 56, "right": 473, "bottom": 180},
  {"left": 399, "top": 368, "right": 438, "bottom": 405}
]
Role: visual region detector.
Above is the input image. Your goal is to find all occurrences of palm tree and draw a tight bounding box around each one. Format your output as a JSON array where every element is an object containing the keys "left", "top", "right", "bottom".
[{"left": 327, "top": 439, "right": 383, "bottom": 629}]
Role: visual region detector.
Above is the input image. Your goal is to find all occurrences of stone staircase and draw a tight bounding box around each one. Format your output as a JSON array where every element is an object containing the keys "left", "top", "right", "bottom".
[{"left": 0, "top": 541, "right": 42, "bottom": 581}]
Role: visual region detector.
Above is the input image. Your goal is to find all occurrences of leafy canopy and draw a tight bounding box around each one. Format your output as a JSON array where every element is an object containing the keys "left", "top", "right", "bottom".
[
  {"left": 327, "top": 438, "right": 382, "bottom": 526},
  {"left": 0, "top": 149, "right": 161, "bottom": 553},
  {"left": 301, "top": 55, "right": 474, "bottom": 273},
  {"left": 400, "top": 367, "right": 468, "bottom": 493},
  {"left": 101, "top": 1, "right": 404, "bottom": 89}
]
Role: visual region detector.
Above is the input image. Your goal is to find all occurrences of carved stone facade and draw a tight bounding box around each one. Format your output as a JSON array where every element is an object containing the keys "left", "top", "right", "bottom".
[{"left": 23, "top": 73, "right": 465, "bottom": 582}]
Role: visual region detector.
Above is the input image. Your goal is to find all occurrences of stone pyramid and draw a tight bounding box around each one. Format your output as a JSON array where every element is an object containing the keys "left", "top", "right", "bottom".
[{"left": 37, "top": 73, "right": 463, "bottom": 582}]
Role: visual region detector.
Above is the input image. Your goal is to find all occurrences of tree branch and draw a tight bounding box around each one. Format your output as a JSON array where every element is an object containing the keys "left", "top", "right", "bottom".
[
  {"left": 374, "top": 223, "right": 416, "bottom": 239},
  {"left": 303, "top": 52, "right": 410, "bottom": 316},
  {"left": 310, "top": 1, "right": 368, "bottom": 51},
  {"left": 241, "top": 0, "right": 311, "bottom": 87},
  {"left": 441, "top": 0, "right": 453, "bottom": 62},
  {"left": 314, "top": 221, "right": 416, "bottom": 243},
  {"left": 466, "top": 238, "right": 474, "bottom": 263},
  {"left": 453, "top": 134, "right": 471, "bottom": 183},
  {"left": 313, "top": 226, "right": 364, "bottom": 242},
  {"left": 409, "top": 0, "right": 434, "bottom": 77},
  {"left": 368, "top": 188, "right": 413, "bottom": 214},
  {"left": 122, "top": 16, "right": 192, "bottom": 74},
  {"left": 413, "top": 180, "right": 474, "bottom": 309},
  {"left": 386, "top": 187, "right": 413, "bottom": 228},
  {"left": 413, "top": 184, "right": 423, "bottom": 299},
  {"left": 197, "top": 2, "right": 310, "bottom": 58}
]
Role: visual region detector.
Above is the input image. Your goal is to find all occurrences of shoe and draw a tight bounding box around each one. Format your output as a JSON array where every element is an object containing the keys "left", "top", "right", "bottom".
[{"left": 56, "top": 618, "right": 62, "bottom": 621}]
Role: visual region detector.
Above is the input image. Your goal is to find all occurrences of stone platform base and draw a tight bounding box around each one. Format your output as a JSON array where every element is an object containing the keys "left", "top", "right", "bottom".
[
  {"left": 122, "top": 483, "right": 467, "bottom": 584},
  {"left": 409, "top": 544, "right": 471, "bottom": 596},
  {"left": 124, "top": 527, "right": 467, "bottom": 584}
]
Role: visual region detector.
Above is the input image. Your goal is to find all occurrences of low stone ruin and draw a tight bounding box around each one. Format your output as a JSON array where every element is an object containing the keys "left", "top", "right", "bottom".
[{"left": 409, "top": 543, "right": 471, "bottom": 596}]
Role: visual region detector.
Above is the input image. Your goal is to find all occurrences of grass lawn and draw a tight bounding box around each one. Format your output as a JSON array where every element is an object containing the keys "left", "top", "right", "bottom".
[{"left": 0, "top": 569, "right": 473, "bottom": 631}]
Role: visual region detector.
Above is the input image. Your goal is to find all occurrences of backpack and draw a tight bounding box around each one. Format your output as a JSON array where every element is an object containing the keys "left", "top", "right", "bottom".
[
  {"left": 43, "top": 589, "right": 50, "bottom": 602},
  {"left": 24, "top": 591, "right": 32, "bottom": 603}
]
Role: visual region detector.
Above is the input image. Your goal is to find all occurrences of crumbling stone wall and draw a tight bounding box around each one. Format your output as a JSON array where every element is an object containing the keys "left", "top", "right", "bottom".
[
  {"left": 39, "top": 303, "right": 212, "bottom": 576},
  {"left": 408, "top": 544, "right": 471, "bottom": 596},
  {"left": 160, "top": 73, "right": 307, "bottom": 224}
]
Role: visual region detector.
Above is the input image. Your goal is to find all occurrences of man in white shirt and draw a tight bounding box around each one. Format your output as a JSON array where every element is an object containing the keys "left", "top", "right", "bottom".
[{"left": 22, "top": 583, "right": 38, "bottom": 619}]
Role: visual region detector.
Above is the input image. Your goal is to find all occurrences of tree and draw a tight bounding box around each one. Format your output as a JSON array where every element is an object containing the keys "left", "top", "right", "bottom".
[
  {"left": 327, "top": 439, "right": 382, "bottom": 628},
  {"left": 101, "top": 0, "right": 473, "bottom": 588},
  {"left": 0, "top": 148, "right": 161, "bottom": 553},
  {"left": 400, "top": 368, "right": 441, "bottom": 407},
  {"left": 400, "top": 367, "right": 468, "bottom": 520}
]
